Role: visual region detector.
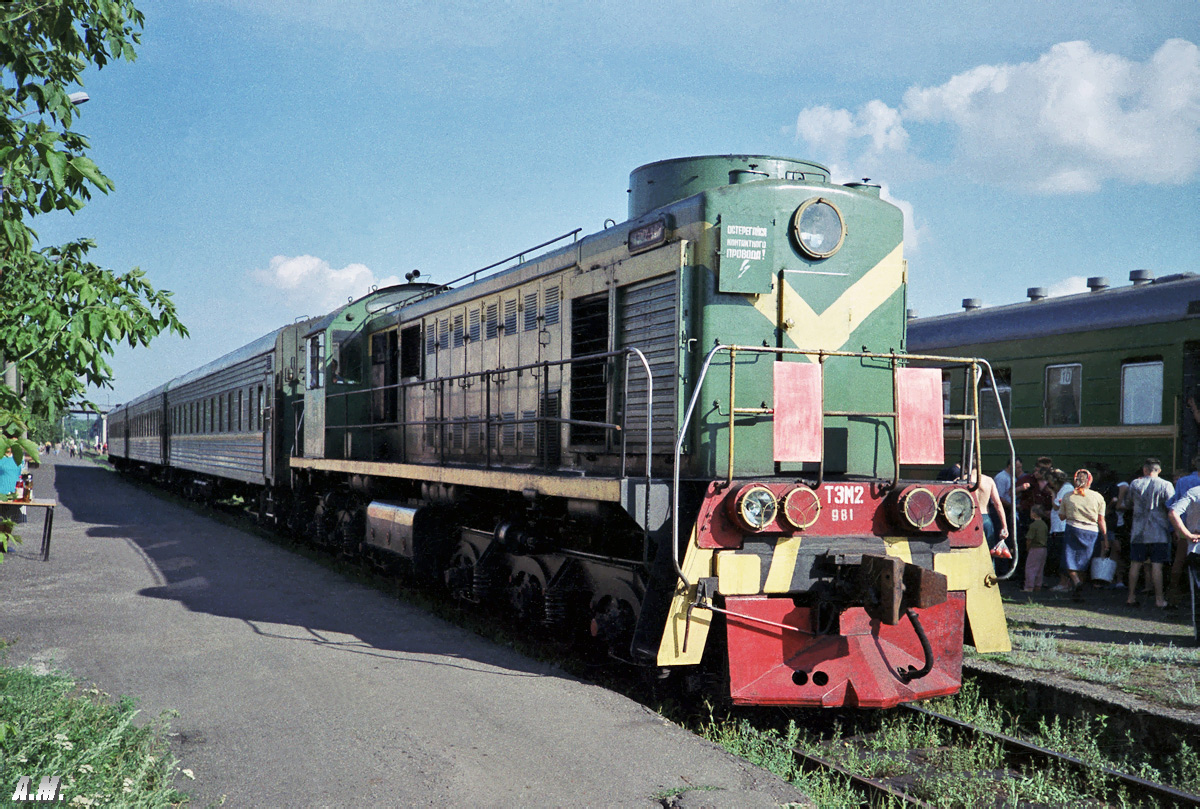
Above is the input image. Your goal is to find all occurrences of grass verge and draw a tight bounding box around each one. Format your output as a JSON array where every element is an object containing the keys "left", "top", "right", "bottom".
[{"left": 0, "top": 659, "right": 189, "bottom": 807}]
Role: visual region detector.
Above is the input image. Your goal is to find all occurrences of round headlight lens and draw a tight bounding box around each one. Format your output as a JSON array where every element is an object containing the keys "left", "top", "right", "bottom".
[
  {"left": 734, "top": 485, "right": 778, "bottom": 531},
  {"left": 899, "top": 486, "right": 938, "bottom": 530},
  {"left": 941, "top": 488, "right": 976, "bottom": 529},
  {"left": 791, "top": 198, "right": 845, "bottom": 259},
  {"left": 782, "top": 486, "right": 821, "bottom": 530}
]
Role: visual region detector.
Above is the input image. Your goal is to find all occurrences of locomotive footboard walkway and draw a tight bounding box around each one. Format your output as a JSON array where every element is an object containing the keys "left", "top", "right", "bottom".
[{"left": 0, "top": 456, "right": 805, "bottom": 807}]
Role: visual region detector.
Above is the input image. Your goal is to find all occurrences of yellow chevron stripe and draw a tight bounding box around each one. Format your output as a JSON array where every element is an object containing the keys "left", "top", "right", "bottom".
[
  {"left": 935, "top": 542, "right": 1011, "bottom": 653},
  {"left": 752, "top": 243, "right": 905, "bottom": 359},
  {"left": 657, "top": 527, "right": 714, "bottom": 666}
]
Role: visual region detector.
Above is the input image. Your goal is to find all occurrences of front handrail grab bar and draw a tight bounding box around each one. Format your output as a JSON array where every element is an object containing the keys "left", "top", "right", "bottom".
[{"left": 670, "top": 344, "right": 1015, "bottom": 589}]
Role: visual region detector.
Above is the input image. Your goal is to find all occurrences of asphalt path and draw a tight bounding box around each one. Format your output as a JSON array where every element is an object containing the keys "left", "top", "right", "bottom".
[{"left": 1, "top": 456, "right": 805, "bottom": 807}]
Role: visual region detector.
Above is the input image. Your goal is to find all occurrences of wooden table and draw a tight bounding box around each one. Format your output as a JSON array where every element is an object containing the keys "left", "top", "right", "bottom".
[{"left": 0, "top": 499, "right": 56, "bottom": 561}]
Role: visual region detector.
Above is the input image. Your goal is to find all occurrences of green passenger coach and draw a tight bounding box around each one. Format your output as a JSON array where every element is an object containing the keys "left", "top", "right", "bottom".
[{"left": 908, "top": 271, "right": 1200, "bottom": 480}]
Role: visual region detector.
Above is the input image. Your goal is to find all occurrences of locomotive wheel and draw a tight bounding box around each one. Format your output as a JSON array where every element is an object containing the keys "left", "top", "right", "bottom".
[
  {"left": 331, "top": 500, "right": 364, "bottom": 558},
  {"left": 445, "top": 541, "right": 479, "bottom": 600},
  {"left": 504, "top": 558, "right": 548, "bottom": 625},
  {"left": 589, "top": 595, "right": 636, "bottom": 659},
  {"left": 311, "top": 492, "right": 339, "bottom": 547}
]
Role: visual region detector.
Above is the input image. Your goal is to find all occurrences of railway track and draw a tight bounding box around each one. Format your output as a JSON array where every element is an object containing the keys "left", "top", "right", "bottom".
[{"left": 790, "top": 702, "right": 1200, "bottom": 807}]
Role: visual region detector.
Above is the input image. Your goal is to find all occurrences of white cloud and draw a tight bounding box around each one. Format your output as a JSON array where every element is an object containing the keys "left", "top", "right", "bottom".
[
  {"left": 251, "top": 255, "right": 401, "bottom": 313},
  {"left": 795, "top": 102, "right": 910, "bottom": 168},
  {"left": 795, "top": 39, "right": 1200, "bottom": 194},
  {"left": 1045, "top": 276, "right": 1089, "bottom": 297}
]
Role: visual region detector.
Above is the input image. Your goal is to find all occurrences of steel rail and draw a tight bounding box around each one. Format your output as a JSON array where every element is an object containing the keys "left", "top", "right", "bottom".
[
  {"left": 790, "top": 745, "right": 932, "bottom": 807},
  {"left": 901, "top": 704, "right": 1200, "bottom": 806}
]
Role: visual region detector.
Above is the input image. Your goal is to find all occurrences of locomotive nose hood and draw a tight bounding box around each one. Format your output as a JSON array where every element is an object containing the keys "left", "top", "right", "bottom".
[{"left": 627, "top": 154, "right": 830, "bottom": 219}]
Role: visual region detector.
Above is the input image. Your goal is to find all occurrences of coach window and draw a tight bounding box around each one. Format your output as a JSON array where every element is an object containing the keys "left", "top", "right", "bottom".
[
  {"left": 980, "top": 368, "right": 1012, "bottom": 430},
  {"left": 1044, "top": 363, "right": 1082, "bottom": 426},
  {"left": 1121, "top": 360, "right": 1163, "bottom": 425}
]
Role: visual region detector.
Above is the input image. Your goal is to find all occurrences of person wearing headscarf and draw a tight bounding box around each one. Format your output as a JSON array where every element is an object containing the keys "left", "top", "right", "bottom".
[{"left": 1057, "top": 468, "right": 1108, "bottom": 600}]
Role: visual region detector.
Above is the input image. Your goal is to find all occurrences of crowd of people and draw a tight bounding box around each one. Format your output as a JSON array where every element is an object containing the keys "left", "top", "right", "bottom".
[{"left": 983, "top": 454, "right": 1200, "bottom": 618}]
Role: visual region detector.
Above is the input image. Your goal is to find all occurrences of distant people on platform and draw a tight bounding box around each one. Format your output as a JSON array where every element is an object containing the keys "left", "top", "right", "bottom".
[
  {"left": 1167, "top": 483, "right": 1200, "bottom": 645},
  {"left": 1056, "top": 469, "right": 1108, "bottom": 601},
  {"left": 994, "top": 457, "right": 1021, "bottom": 523},
  {"left": 1048, "top": 469, "right": 1072, "bottom": 588},
  {"left": 1023, "top": 504, "right": 1049, "bottom": 592},
  {"left": 1169, "top": 456, "right": 1200, "bottom": 602},
  {"left": 1126, "top": 458, "right": 1175, "bottom": 610},
  {"left": 1015, "top": 457, "right": 1054, "bottom": 578},
  {"left": 965, "top": 466, "right": 1007, "bottom": 549}
]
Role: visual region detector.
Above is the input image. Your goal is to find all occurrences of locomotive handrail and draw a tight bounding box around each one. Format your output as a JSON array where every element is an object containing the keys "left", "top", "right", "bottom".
[
  {"left": 671, "top": 344, "right": 1016, "bottom": 590},
  {"left": 320, "top": 347, "right": 654, "bottom": 531},
  {"left": 386, "top": 229, "right": 585, "bottom": 313}
]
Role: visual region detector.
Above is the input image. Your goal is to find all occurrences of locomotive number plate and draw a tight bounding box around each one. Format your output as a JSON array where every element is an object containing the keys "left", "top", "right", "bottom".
[{"left": 824, "top": 484, "right": 864, "bottom": 524}]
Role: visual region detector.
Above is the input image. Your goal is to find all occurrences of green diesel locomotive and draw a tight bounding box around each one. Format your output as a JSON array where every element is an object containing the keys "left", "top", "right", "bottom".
[{"left": 112, "top": 155, "right": 1010, "bottom": 708}]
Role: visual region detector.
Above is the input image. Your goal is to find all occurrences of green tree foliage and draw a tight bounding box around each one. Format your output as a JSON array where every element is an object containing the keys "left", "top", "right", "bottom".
[{"left": 0, "top": 1, "right": 187, "bottom": 463}]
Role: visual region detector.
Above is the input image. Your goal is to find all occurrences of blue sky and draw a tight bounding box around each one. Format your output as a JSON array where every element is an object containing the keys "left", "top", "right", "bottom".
[{"left": 33, "top": 0, "right": 1200, "bottom": 407}]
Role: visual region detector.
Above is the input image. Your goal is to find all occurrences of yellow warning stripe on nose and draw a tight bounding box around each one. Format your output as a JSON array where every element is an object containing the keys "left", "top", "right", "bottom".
[{"left": 763, "top": 536, "right": 804, "bottom": 593}]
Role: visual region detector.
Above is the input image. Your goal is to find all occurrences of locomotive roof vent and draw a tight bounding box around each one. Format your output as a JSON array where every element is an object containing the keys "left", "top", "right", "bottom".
[
  {"left": 1027, "top": 287, "right": 1047, "bottom": 301},
  {"left": 962, "top": 298, "right": 982, "bottom": 311},
  {"left": 627, "top": 154, "right": 830, "bottom": 219},
  {"left": 1129, "top": 269, "right": 1155, "bottom": 286},
  {"left": 906, "top": 308, "right": 918, "bottom": 319},
  {"left": 1087, "top": 276, "right": 1109, "bottom": 292}
]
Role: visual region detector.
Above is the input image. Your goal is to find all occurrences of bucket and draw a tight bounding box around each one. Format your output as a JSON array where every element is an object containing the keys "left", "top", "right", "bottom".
[{"left": 1090, "top": 556, "right": 1117, "bottom": 583}]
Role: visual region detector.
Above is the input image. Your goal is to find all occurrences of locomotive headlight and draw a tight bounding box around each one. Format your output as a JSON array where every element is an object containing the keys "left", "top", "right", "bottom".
[
  {"left": 791, "top": 198, "right": 845, "bottom": 259},
  {"left": 898, "top": 486, "right": 938, "bottom": 530},
  {"left": 731, "top": 485, "right": 778, "bottom": 531},
  {"left": 940, "top": 488, "right": 976, "bottom": 529},
  {"left": 782, "top": 485, "right": 821, "bottom": 530}
]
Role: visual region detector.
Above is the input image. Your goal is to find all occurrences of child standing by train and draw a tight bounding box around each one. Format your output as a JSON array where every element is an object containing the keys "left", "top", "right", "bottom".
[{"left": 1024, "top": 504, "right": 1049, "bottom": 592}]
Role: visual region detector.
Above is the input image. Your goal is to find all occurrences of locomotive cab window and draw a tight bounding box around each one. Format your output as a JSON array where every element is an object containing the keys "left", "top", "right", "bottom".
[
  {"left": 308, "top": 334, "right": 325, "bottom": 389},
  {"left": 1121, "top": 360, "right": 1163, "bottom": 425},
  {"left": 1044, "top": 363, "right": 1081, "bottom": 426},
  {"left": 371, "top": 329, "right": 399, "bottom": 423},
  {"left": 399, "top": 324, "right": 422, "bottom": 379}
]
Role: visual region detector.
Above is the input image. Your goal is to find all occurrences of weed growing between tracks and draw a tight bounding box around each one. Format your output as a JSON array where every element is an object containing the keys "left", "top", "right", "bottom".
[
  {"left": 981, "top": 629, "right": 1200, "bottom": 710},
  {"left": 0, "top": 656, "right": 189, "bottom": 807},
  {"left": 680, "top": 679, "right": 1200, "bottom": 807}
]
